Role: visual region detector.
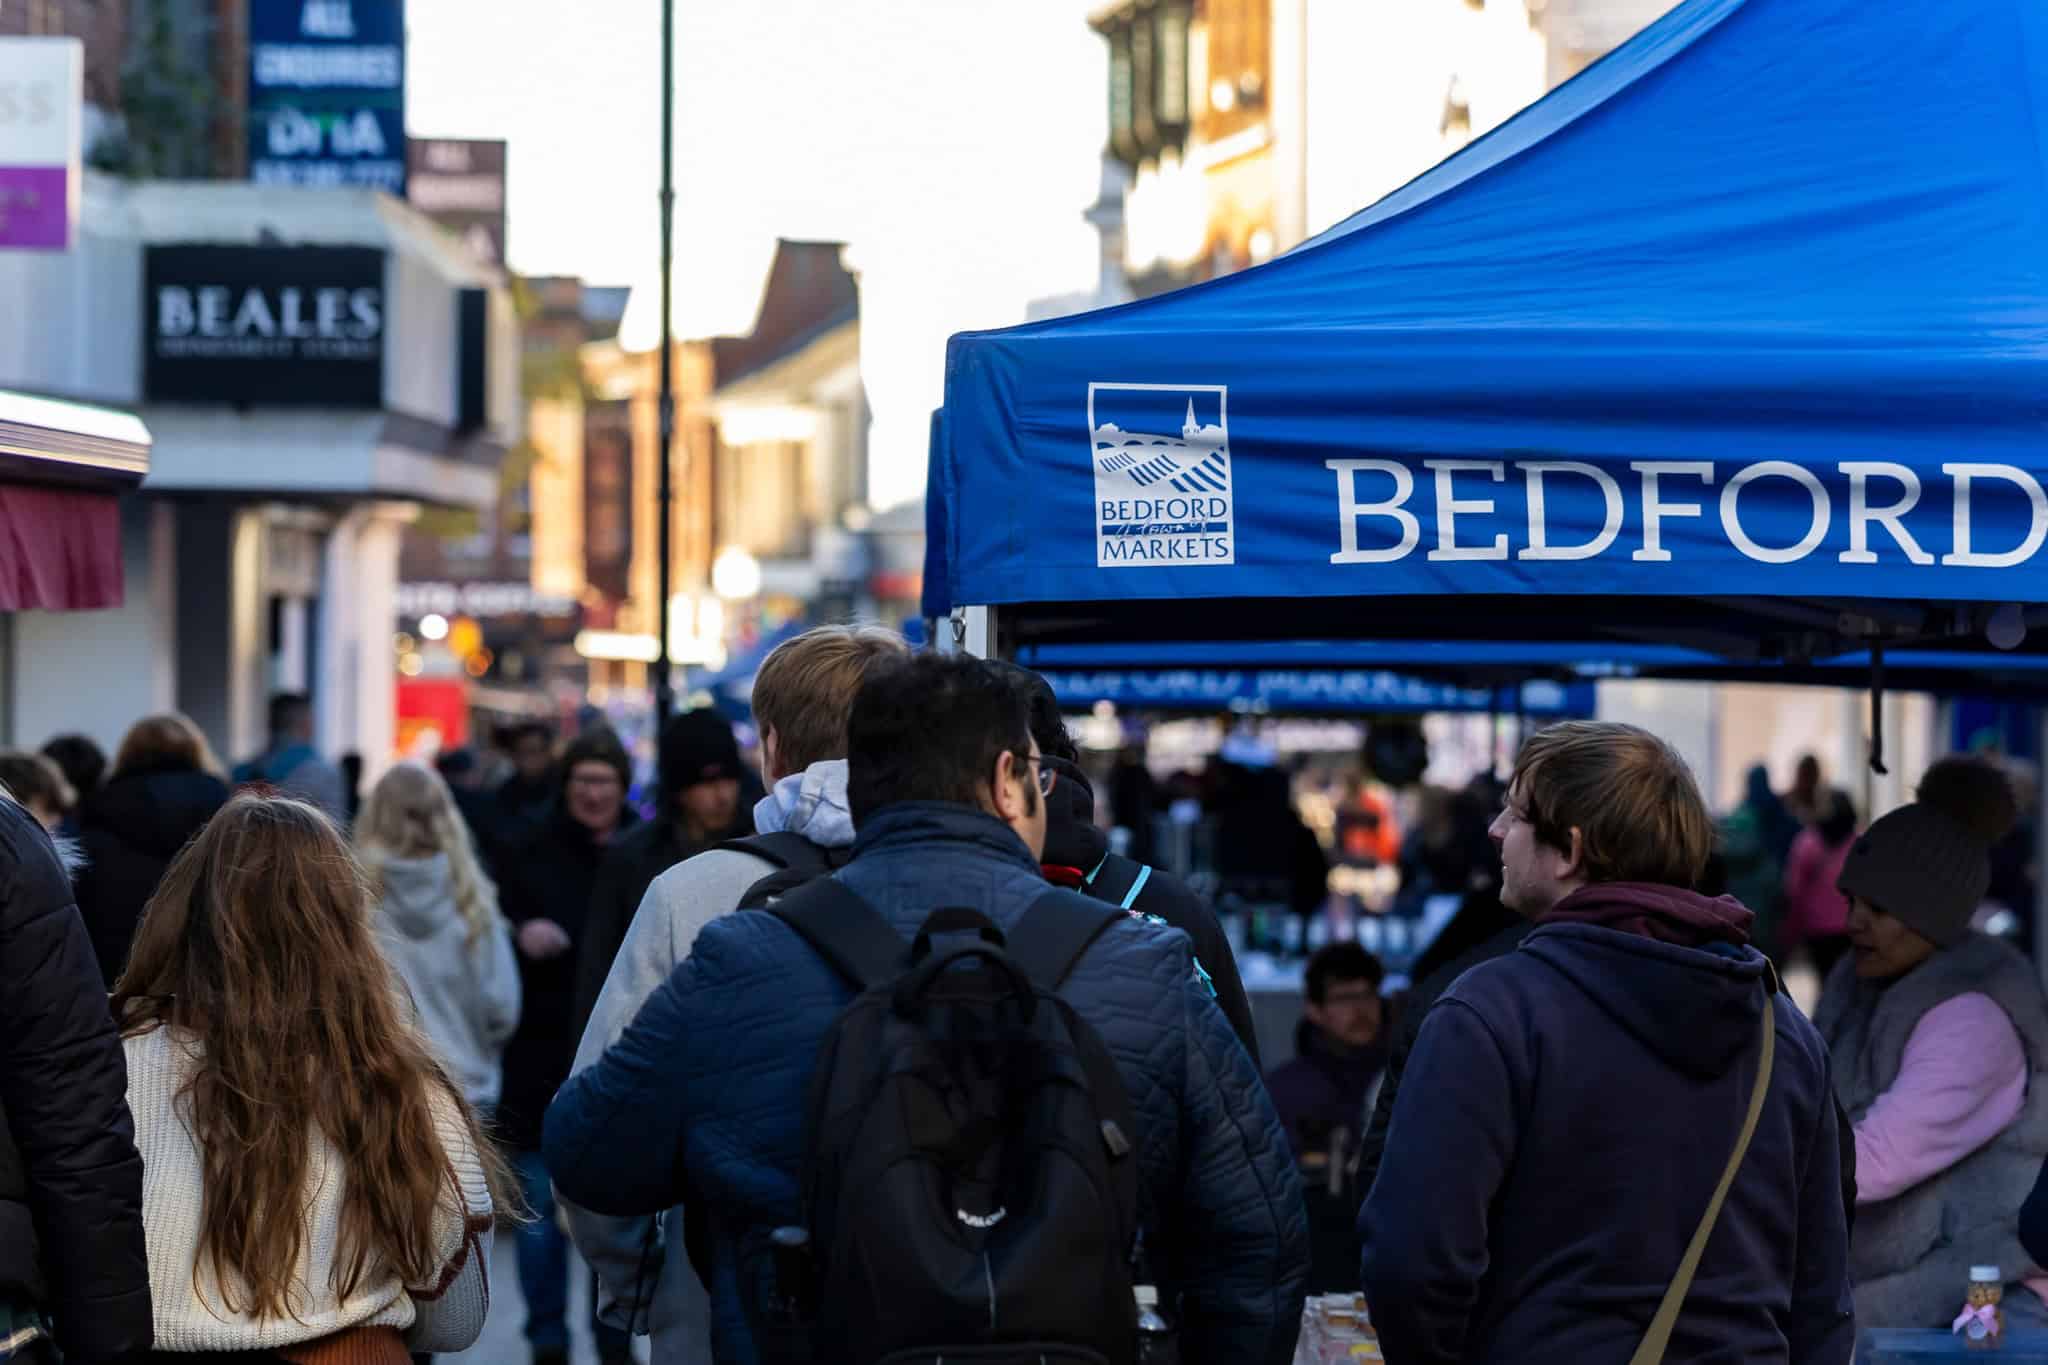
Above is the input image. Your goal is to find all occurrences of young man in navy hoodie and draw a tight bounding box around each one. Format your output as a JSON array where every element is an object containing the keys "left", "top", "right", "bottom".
[{"left": 1359, "top": 721, "right": 1854, "bottom": 1365}]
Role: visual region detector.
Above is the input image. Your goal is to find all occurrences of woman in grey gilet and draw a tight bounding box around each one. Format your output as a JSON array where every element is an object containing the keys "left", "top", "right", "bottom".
[{"left": 1815, "top": 755, "right": 2048, "bottom": 1331}]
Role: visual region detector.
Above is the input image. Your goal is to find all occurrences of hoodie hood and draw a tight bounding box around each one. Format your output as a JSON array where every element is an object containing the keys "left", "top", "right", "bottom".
[
  {"left": 753, "top": 760, "right": 855, "bottom": 849},
  {"left": 1541, "top": 881, "right": 1754, "bottom": 950},
  {"left": 377, "top": 854, "right": 459, "bottom": 939},
  {"left": 82, "top": 769, "right": 230, "bottom": 859},
  {"left": 1519, "top": 915, "right": 1771, "bottom": 1080},
  {"left": 1040, "top": 764, "right": 1109, "bottom": 875}
]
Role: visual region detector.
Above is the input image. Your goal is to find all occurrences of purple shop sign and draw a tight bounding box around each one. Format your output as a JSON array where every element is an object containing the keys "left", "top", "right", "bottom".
[{"left": 0, "top": 166, "right": 68, "bottom": 250}]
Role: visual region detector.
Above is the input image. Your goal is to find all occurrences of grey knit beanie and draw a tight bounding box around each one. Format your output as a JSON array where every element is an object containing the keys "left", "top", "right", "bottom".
[{"left": 1836, "top": 802, "right": 1990, "bottom": 948}]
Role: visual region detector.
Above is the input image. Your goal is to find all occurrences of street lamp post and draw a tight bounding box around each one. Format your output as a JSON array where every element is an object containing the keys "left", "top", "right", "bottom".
[{"left": 654, "top": 0, "right": 677, "bottom": 725}]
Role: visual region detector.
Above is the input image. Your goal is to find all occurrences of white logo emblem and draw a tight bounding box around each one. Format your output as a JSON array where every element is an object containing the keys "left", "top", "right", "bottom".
[
  {"left": 1089, "top": 383, "right": 1236, "bottom": 568},
  {"left": 957, "top": 1206, "right": 1008, "bottom": 1229}
]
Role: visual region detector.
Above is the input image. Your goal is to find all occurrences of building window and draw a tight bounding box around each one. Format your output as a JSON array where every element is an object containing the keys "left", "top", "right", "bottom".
[{"left": 1096, "top": 0, "right": 1194, "bottom": 167}]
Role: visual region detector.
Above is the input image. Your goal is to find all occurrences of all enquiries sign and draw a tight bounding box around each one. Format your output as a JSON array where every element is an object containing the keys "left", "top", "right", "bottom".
[
  {"left": 144, "top": 246, "right": 387, "bottom": 406},
  {"left": 247, "top": 0, "right": 407, "bottom": 193}
]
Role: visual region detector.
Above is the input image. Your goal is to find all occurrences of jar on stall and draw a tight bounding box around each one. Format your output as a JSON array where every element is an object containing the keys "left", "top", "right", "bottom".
[{"left": 1954, "top": 1266, "right": 2006, "bottom": 1350}]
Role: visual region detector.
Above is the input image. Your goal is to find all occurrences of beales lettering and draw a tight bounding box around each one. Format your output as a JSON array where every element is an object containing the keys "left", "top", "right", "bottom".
[
  {"left": 155, "top": 285, "right": 381, "bottom": 341},
  {"left": 144, "top": 245, "right": 386, "bottom": 406},
  {"left": 1327, "top": 457, "right": 2048, "bottom": 569}
]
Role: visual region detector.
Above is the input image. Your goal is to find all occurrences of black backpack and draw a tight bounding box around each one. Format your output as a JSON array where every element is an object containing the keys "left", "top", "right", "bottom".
[{"left": 749, "top": 877, "right": 1144, "bottom": 1365}]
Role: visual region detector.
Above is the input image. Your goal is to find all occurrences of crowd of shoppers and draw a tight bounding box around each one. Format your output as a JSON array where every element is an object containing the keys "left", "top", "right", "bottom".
[{"left": 14, "top": 641, "right": 2048, "bottom": 1365}]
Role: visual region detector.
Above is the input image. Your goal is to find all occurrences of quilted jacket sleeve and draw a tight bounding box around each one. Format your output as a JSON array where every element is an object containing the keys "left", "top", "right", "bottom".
[
  {"left": 0, "top": 803, "right": 153, "bottom": 1362},
  {"left": 546, "top": 931, "right": 714, "bottom": 1218},
  {"left": 1172, "top": 974, "right": 1310, "bottom": 1365}
]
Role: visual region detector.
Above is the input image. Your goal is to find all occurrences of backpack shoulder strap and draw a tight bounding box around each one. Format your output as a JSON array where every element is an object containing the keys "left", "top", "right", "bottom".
[
  {"left": 720, "top": 831, "right": 827, "bottom": 871},
  {"left": 1085, "top": 853, "right": 1153, "bottom": 912},
  {"left": 1628, "top": 980, "right": 1778, "bottom": 1365},
  {"left": 728, "top": 834, "right": 856, "bottom": 911},
  {"left": 1008, "top": 889, "right": 1127, "bottom": 991},
  {"left": 763, "top": 876, "right": 905, "bottom": 992}
]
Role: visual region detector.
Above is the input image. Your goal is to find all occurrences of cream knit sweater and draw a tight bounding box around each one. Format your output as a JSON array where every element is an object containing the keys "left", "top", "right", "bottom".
[{"left": 124, "top": 1025, "right": 495, "bottom": 1354}]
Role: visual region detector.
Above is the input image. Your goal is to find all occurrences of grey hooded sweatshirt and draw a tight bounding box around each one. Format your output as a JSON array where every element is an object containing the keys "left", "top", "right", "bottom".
[
  {"left": 374, "top": 853, "right": 522, "bottom": 1111},
  {"left": 564, "top": 758, "right": 856, "bottom": 1364}
]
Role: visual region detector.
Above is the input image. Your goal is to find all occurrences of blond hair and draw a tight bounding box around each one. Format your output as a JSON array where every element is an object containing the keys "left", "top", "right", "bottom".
[
  {"left": 355, "top": 763, "right": 499, "bottom": 946},
  {"left": 1511, "top": 721, "right": 1714, "bottom": 888},
  {"left": 751, "top": 625, "right": 910, "bottom": 775}
]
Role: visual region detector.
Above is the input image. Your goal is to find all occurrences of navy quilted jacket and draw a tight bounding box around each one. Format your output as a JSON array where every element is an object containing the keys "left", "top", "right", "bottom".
[{"left": 546, "top": 802, "right": 1309, "bottom": 1365}]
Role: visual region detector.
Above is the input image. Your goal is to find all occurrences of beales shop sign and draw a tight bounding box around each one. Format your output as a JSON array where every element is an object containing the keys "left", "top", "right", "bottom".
[{"left": 144, "top": 245, "right": 385, "bottom": 406}]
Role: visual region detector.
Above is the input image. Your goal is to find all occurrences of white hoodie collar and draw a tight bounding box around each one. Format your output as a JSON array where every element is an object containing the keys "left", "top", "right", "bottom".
[{"left": 752, "top": 759, "right": 856, "bottom": 849}]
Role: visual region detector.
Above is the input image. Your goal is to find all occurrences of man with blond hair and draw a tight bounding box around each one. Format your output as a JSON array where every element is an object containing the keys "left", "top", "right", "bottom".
[
  {"left": 1360, "top": 721, "right": 1854, "bottom": 1365},
  {"left": 562, "top": 623, "right": 908, "bottom": 1363}
]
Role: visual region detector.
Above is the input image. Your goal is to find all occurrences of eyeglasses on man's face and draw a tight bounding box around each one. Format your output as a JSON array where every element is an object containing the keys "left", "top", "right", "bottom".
[{"left": 1026, "top": 753, "right": 1056, "bottom": 797}]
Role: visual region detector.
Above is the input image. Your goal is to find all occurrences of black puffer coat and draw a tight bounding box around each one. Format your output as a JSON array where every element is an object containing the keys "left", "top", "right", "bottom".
[
  {"left": 0, "top": 795, "right": 153, "bottom": 1361},
  {"left": 497, "top": 805, "right": 641, "bottom": 1151},
  {"left": 74, "top": 766, "right": 229, "bottom": 987}
]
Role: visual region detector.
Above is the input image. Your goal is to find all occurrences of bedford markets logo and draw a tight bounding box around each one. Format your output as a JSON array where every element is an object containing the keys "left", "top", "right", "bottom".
[{"left": 1090, "top": 383, "right": 1235, "bottom": 567}]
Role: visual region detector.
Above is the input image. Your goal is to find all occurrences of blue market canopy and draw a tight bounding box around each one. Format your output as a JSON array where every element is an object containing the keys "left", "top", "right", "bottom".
[
  {"left": 1037, "top": 668, "right": 1595, "bottom": 717},
  {"left": 933, "top": 0, "right": 2048, "bottom": 656}
]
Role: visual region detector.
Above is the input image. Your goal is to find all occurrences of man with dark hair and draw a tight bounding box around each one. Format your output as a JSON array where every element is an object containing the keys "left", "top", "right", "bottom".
[
  {"left": 1269, "top": 941, "right": 1391, "bottom": 1294},
  {"left": 38, "top": 735, "right": 105, "bottom": 830},
  {"left": 546, "top": 652, "right": 1310, "bottom": 1365},
  {"left": 564, "top": 624, "right": 907, "bottom": 1363},
  {"left": 500, "top": 726, "right": 641, "bottom": 1365},
  {"left": 1360, "top": 721, "right": 1854, "bottom": 1364},
  {"left": 572, "top": 709, "right": 752, "bottom": 1037},
  {"left": 493, "top": 720, "right": 560, "bottom": 842},
  {"left": 999, "top": 662, "right": 1261, "bottom": 1062},
  {"left": 233, "top": 692, "right": 346, "bottom": 820},
  {"left": 1266, "top": 942, "right": 1388, "bottom": 1160}
]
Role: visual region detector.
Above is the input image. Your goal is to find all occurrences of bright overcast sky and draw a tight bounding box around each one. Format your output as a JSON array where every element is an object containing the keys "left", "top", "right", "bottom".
[{"left": 408, "top": 0, "right": 1109, "bottom": 510}]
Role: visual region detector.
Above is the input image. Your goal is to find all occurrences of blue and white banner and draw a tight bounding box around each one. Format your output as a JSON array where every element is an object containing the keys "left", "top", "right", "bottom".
[
  {"left": 934, "top": 0, "right": 2048, "bottom": 618},
  {"left": 1038, "top": 668, "right": 1595, "bottom": 717}
]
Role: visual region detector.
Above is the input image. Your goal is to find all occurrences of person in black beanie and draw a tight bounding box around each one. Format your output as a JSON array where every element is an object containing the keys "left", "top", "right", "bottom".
[
  {"left": 996, "top": 662, "right": 1261, "bottom": 1065},
  {"left": 573, "top": 709, "right": 752, "bottom": 1039},
  {"left": 1816, "top": 755, "right": 2048, "bottom": 1331}
]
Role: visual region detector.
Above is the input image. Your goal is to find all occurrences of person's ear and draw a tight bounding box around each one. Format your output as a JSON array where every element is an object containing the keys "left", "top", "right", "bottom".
[
  {"left": 1564, "top": 826, "right": 1587, "bottom": 879},
  {"left": 990, "top": 749, "right": 1024, "bottom": 823}
]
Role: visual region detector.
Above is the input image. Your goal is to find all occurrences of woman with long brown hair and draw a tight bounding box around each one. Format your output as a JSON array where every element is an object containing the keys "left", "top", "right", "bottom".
[
  {"left": 112, "top": 794, "right": 505, "bottom": 1363},
  {"left": 356, "top": 763, "right": 520, "bottom": 1116}
]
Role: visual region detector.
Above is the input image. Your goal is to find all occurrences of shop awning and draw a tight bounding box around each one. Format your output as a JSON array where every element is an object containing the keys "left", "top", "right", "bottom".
[
  {"left": 0, "top": 389, "right": 149, "bottom": 610},
  {"left": 0, "top": 388, "right": 150, "bottom": 490},
  {"left": 0, "top": 484, "right": 123, "bottom": 610}
]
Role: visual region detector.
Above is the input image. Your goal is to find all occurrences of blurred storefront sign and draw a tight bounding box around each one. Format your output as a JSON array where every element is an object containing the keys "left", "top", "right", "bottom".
[
  {"left": 0, "top": 37, "right": 80, "bottom": 250},
  {"left": 143, "top": 245, "right": 386, "bottom": 406},
  {"left": 395, "top": 580, "right": 577, "bottom": 619},
  {"left": 247, "top": 0, "right": 407, "bottom": 193},
  {"left": 407, "top": 137, "right": 506, "bottom": 267}
]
